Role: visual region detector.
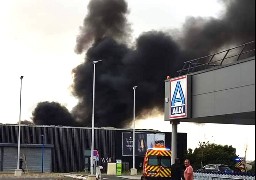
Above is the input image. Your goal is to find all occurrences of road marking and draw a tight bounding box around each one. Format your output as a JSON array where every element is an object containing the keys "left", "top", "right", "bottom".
[
  {"left": 118, "top": 176, "right": 141, "bottom": 179},
  {"left": 64, "top": 174, "right": 87, "bottom": 179}
]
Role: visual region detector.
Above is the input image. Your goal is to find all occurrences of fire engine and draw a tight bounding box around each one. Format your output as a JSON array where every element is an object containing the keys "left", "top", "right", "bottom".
[{"left": 141, "top": 142, "right": 172, "bottom": 180}]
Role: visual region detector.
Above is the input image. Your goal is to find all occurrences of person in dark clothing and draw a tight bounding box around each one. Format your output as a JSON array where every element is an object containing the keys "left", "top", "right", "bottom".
[
  {"left": 19, "top": 158, "right": 25, "bottom": 172},
  {"left": 171, "top": 158, "right": 185, "bottom": 180}
]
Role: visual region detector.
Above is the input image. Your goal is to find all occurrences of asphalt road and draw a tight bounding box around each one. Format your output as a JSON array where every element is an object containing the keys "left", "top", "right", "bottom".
[
  {"left": 0, "top": 178, "right": 65, "bottom": 180},
  {"left": 0, "top": 174, "right": 141, "bottom": 180},
  {"left": 0, "top": 177, "right": 141, "bottom": 180},
  {"left": 63, "top": 174, "right": 142, "bottom": 180},
  {"left": 102, "top": 175, "right": 141, "bottom": 179}
]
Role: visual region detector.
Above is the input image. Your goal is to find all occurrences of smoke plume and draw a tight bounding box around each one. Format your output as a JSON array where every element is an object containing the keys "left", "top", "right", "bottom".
[
  {"left": 32, "top": 102, "right": 77, "bottom": 126},
  {"left": 179, "top": 0, "right": 255, "bottom": 58},
  {"left": 75, "top": 0, "right": 131, "bottom": 54},
  {"left": 72, "top": 33, "right": 180, "bottom": 127},
  {"left": 32, "top": 0, "right": 255, "bottom": 127}
]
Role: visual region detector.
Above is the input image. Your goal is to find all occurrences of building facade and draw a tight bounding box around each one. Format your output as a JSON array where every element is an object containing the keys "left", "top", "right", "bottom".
[{"left": 0, "top": 125, "right": 187, "bottom": 173}]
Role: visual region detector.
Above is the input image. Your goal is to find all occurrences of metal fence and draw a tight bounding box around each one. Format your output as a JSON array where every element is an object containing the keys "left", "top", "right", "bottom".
[
  {"left": 194, "top": 172, "right": 255, "bottom": 180},
  {"left": 178, "top": 41, "right": 255, "bottom": 76}
]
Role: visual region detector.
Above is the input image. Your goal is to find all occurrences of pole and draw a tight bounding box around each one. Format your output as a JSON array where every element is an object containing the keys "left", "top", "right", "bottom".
[
  {"left": 90, "top": 60, "right": 102, "bottom": 175},
  {"left": 244, "top": 144, "right": 248, "bottom": 172},
  {"left": 41, "top": 135, "right": 44, "bottom": 173},
  {"left": 132, "top": 86, "right": 137, "bottom": 171},
  {"left": 16, "top": 76, "right": 24, "bottom": 171},
  {"left": 171, "top": 120, "right": 179, "bottom": 165}
]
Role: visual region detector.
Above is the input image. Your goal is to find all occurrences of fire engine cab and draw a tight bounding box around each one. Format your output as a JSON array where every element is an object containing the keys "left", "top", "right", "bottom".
[{"left": 141, "top": 142, "right": 172, "bottom": 180}]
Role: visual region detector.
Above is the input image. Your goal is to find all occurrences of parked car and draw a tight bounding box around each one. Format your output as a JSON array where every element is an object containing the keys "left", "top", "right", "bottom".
[{"left": 198, "top": 164, "right": 234, "bottom": 174}]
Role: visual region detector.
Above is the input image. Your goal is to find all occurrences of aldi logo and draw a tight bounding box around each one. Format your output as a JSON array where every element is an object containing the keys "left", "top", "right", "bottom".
[{"left": 170, "top": 75, "right": 191, "bottom": 119}]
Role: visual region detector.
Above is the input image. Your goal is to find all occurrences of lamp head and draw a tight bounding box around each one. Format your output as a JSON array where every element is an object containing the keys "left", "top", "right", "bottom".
[
  {"left": 20, "top": 76, "right": 24, "bottom": 80},
  {"left": 133, "top": 86, "right": 138, "bottom": 90},
  {"left": 93, "top": 60, "right": 103, "bottom": 64}
]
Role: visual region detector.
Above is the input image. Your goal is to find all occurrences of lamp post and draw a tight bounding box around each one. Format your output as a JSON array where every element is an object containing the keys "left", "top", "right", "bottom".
[
  {"left": 15, "top": 76, "right": 24, "bottom": 176},
  {"left": 90, "top": 60, "right": 102, "bottom": 176},
  {"left": 41, "top": 134, "right": 44, "bottom": 173},
  {"left": 131, "top": 86, "right": 138, "bottom": 175}
]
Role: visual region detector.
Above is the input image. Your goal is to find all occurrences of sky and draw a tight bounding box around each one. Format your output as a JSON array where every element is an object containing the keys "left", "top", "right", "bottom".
[{"left": 0, "top": 0, "right": 255, "bottom": 160}]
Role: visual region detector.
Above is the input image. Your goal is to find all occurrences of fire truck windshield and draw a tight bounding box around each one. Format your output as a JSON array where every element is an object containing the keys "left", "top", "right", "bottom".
[
  {"left": 148, "top": 156, "right": 158, "bottom": 166},
  {"left": 148, "top": 156, "right": 171, "bottom": 168},
  {"left": 161, "top": 156, "right": 171, "bottom": 168}
]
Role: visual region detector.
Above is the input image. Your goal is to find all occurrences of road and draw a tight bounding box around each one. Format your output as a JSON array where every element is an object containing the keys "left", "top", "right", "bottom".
[
  {"left": 0, "top": 178, "right": 65, "bottom": 180},
  {"left": 102, "top": 175, "right": 141, "bottom": 179},
  {"left": 63, "top": 174, "right": 142, "bottom": 180},
  {"left": 0, "top": 174, "right": 142, "bottom": 180}
]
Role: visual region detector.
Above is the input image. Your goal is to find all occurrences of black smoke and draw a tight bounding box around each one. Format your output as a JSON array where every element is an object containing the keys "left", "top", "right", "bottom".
[
  {"left": 32, "top": 0, "right": 255, "bottom": 127},
  {"left": 72, "top": 33, "right": 180, "bottom": 127},
  {"left": 32, "top": 102, "right": 77, "bottom": 126},
  {"left": 179, "top": 0, "right": 255, "bottom": 58},
  {"left": 75, "top": 0, "right": 131, "bottom": 54}
]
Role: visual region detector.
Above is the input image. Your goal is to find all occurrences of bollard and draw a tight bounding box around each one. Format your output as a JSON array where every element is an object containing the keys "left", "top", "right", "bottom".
[{"left": 96, "top": 166, "right": 103, "bottom": 180}]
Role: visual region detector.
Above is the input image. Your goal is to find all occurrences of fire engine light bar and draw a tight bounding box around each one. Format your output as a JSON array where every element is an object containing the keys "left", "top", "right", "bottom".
[{"left": 148, "top": 148, "right": 171, "bottom": 151}]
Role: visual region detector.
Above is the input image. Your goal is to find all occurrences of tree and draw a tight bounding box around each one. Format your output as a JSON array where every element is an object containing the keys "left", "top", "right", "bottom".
[
  {"left": 248, "top": 161, "right": 255, "bottom": 173},
  {"left": 184, "top": 142, "right": 238, "bottom": 170}
]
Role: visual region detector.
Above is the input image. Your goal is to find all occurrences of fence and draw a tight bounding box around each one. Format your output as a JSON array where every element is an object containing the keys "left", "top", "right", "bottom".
[
  {"left": 177, "top": 41, "right": 255, "bottom": 76},
  {"left": 194, "top": 172, "right": 255, "bottom": 180}
]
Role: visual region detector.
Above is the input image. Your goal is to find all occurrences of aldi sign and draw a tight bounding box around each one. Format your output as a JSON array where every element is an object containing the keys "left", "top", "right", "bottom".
[{"left": 169, "top": 75, "right": 191, "bottom": 120}]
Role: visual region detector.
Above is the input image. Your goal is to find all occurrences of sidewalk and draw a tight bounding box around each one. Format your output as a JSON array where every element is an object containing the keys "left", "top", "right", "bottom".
[
  {"left": 0, "top": 172, "right": 143, "bottom": 179},
  {"left": 0, "top": 172, "right": 70, "bottom": 179}
]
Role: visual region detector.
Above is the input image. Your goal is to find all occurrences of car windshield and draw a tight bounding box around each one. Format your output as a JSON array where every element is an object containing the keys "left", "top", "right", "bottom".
[{"left": 219, "top": 166, "right": 232, "bottom": 172}]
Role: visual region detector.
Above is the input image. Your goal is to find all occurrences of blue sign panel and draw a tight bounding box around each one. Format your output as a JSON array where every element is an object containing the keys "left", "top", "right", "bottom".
[{"left": 170, "top": 76, "right": 190, "bottom": 119}]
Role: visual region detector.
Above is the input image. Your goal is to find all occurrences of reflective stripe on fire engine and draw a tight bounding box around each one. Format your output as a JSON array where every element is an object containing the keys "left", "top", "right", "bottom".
[
  {"left": 144, "top": 149, "right": 172, "bottom": 177},
  {"left": 145, "top": 166, "right": 171, "bottom": 177},
  {"left": 147, "top": 150, "right": 172, "bottom": 157}
]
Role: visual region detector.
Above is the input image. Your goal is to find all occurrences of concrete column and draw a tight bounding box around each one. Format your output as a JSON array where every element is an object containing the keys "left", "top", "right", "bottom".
[
  {"left": 14, "top": 169, "right": 22, "bottom": 177},
  {"left": 130, "top": 168, "right": 138, "bottom": 176},
  {"left": 171, "top": 120, "right": 180, "bottom": 165}
]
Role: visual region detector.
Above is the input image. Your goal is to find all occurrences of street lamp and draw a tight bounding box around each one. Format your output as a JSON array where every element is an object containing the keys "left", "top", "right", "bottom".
[
  {"left": 131, "top": 86, "right": 138, "bottom": 175},
  {"left": 41, "top": 134, "right": 45, "bottom": 173},
  {"left": 90, "top": 60, "right": 102, "bottom": 176},
  {"left": 15, "top": 76, "right": 24, "bottom": 176}
]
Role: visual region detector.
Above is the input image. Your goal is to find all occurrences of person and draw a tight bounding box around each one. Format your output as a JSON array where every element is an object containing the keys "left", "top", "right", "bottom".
[
  {"left": 171, "top": 158, "right": 185, "bottom": 180},
  {"left": 19, "top": 157, "right": 25, "bottom": 173},
  {"left": 184, "top": 159, "right": 193, "bottom": 180}
]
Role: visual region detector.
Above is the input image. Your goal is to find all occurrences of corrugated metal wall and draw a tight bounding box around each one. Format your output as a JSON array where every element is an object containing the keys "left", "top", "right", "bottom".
[
  {"left": 0, "top": 125, "right": 117, "bottom": 172},
  {"left": 1, "top": 145, "right": 52, "bottom": 172},
  {"left": 0, "top": 147, "right": 2, "bottom": 171},
  {"left": 0, "top": 125, "right": 187, "bottom": 173},
  {"left": 2, "top": 147, "right": 16, "bottom": 171},
  {"left": 22, "top": 147, "right": 52, "bottom": 173}
]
